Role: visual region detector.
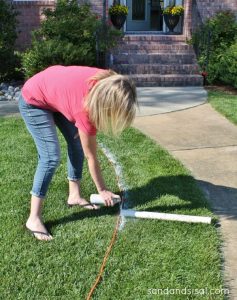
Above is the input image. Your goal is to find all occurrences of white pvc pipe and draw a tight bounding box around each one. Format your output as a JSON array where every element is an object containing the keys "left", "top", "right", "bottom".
[
  {"left": 90, "top": 194, "right": 121, "bottom": 205},
  {"left": 121, "top": 209, "right": 212, "bottom": 224}
]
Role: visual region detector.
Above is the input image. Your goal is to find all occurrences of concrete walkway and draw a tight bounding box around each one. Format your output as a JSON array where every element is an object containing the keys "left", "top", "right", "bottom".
[
  {"left": 0, "top": 100, "right": 19, "bottom": 117},
  {"left": 134, "top": 87, "right": 237, "bottom": 300},
  {"left": 1, "top": 87, "right": 237, "bottom": 298},
  {"left": 136, "top": 87, "right": 207, "bottom": 116}
]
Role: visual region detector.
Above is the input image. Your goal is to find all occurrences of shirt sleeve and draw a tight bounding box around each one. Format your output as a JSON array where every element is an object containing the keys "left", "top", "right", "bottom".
[{"left": 74, "top": 111, "right": 97, "bottom": 136}]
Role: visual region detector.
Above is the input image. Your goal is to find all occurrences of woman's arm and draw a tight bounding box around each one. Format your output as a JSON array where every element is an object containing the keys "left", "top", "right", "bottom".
[{"left": 78, "top": 129, "right": 116, "bottom": 206}]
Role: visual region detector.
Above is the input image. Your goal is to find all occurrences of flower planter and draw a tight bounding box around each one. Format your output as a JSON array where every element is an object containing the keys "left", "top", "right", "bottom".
[
  {"left": 164, "top": 14, "right": 180, "bottom": 32},
  {"left": 110, "top": 14, "right": 126, "bottom": 30}
]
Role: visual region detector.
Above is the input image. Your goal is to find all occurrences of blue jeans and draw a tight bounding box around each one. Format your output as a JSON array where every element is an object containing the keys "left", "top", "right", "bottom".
[{"left": 18, "top": 93, "right": 84, "bottom": 199}]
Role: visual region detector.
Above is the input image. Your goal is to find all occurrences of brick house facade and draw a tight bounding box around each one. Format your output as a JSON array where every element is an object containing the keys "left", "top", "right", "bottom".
[
  {"left": 12, "top": 0, "right": 237, "bottom": 86},
  {"left": 13, "top": 0, "right": 237, "bottom": 49}
]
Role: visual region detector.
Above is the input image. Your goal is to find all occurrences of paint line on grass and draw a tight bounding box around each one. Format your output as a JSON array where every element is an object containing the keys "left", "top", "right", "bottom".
[{"left": 99, "top": 142, "right": 130, "bottom": 230}]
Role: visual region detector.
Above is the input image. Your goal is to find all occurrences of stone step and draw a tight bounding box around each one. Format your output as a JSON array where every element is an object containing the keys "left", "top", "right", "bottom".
[
  {"left": 114, "top": 49, "right": 194, "bottom": 54},
  {"left": 129, "top": 74, "right": 203, "bottom": 87},
  {"left": 112, "top": 64, "right": 200, "bottom": 75},
  {"left": 123, "top": 34, "right": 186, "bottom": 42},
  {"left": 115, "top": 42, "right": 193, "bottom": 53},
  {"left": 112, "top": 53, "right": 196, "bottom": 64}
]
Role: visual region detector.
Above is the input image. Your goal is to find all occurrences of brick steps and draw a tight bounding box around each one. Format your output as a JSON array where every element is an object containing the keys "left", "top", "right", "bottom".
[
  {"left": 113, "top": 64, "right": 200, "bottom": 75},
  {"left": 114, "top": 49, "right": 192, "bottom": 54},
  {"left": 113, "top": 53, "right": 196, "bottom": 64},
  {"left": 115, "top": 42, "right": 193, "bottom": 53},
  {"left": 123, "top": 34, "right": 186, "bottom": 42},
  {"left": 130, "top": 74, "right": 203, "bottom": 87},
  {"left": 110, "top": 34, "right": 202, "bottom": 87}
]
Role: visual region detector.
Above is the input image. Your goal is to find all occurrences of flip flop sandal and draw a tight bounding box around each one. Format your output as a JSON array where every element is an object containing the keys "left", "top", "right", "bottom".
[
  {"left": 67, "top": 202, "right": 98, "bottom": 209},
  {"left": 26, "top": 226, "right": 52, "bottom": 240}
]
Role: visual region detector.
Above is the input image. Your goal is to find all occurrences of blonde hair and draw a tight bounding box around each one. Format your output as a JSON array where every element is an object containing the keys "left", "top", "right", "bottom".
[{"left": 84, "top": 69, "right": 138, "bottom": 136}]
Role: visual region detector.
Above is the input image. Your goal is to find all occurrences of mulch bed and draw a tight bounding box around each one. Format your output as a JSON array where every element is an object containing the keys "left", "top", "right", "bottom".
[{"left": 205, "top": 85, "right": 237, "bottom": 95}]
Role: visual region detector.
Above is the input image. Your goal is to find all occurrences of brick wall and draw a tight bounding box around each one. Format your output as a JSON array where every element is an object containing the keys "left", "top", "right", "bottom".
[
  {"left": 78, "top": 0, "right": 105, "bottom": 15},
  {"left": 14, "top": 0, "right": 108, "bottom": 50},
  {"left": 183, "top": 0, "right": 192, "bottom": 38},
  {"left": 14, "top": 0, "right": 55, "bottom": 50},
  {"left": 187, "top": 0, "right": 237, "bottom": 37},
  {"left": 89, "top": 0, "right": 104, "bottom": 15},
  {"left": 196, "top": 0, "right": 237, "bottom": 21}
]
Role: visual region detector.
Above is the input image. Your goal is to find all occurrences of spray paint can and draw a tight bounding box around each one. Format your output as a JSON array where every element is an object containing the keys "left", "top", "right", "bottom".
[{"left": 90, "top": 194, "right": 121, "bottom": 205}]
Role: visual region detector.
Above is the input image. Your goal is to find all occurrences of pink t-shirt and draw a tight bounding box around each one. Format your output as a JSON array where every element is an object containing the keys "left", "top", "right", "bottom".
[{"left": 21, "top": 65, "right": 104, "bottom": 135}]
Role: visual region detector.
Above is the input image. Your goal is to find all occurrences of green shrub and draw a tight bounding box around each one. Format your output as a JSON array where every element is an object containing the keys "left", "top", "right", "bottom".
[
  {"left": 218, "top": 42, "right": 237, "bottom": 88},
  {"left": 190, "top": 10, "right": 237, "bottom": 84},
  {"left": 22, "top": 0, "right": 122, "bottom": 78},
  {"left": 0, "top": 0, "right": 18, "bottom": 80}
]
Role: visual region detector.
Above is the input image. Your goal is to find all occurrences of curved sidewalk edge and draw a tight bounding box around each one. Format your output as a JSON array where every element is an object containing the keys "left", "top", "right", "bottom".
[
  {"left": 133, "top": 103, "right": 237, "bottom": 299},
  {"left": 136, "top": 87, "right": 207, "bottom": 117}
]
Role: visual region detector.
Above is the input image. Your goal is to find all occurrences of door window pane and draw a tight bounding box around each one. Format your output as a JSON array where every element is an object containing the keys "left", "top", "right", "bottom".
[{"left": 132, "top": 0, "right": 145, "bottom": 20}]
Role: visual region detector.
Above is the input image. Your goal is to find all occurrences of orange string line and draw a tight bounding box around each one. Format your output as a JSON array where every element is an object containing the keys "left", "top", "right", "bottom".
[
  {"left": 86, "top": 153, "right": 125, "bottom": 300},
  {"left": 86, "top": 214, "right": 121, "bottom": 300}
]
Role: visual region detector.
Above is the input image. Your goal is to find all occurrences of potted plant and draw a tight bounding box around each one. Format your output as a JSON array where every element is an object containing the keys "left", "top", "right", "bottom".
[
  {"left": 163, "top": 5, "right": 184, "bottom": 33},
  {"left": 109, "top": 3, "right": 129, "bottom": 30}
]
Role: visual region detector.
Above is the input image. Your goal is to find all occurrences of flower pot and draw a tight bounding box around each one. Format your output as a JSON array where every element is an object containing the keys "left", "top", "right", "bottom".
[
  {"left": 164, "top": 14, "right": 180, "bottom": 32},
  {"left": 110, "top": 14, "right": 126, "bottom": 30}
]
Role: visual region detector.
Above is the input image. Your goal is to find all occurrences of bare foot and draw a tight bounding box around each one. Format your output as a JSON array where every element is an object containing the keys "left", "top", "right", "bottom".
[
  {"left": 26, "top": 217, "right": 53, "bottom": 241},
  {"left": 67, "top": 197, "right": 99, "bottom": 210}
]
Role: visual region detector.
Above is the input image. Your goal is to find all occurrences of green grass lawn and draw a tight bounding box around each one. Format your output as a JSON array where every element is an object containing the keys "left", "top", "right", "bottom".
[
  {"left": 207, "top": 90, "right": 237, "bottom": 126},
  {"left": 0, "top": 116, "right": 225, "bottom": 299}
]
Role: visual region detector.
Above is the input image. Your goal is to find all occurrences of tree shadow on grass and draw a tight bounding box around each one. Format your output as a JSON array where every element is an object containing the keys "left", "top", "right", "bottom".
[
  {"left": 124, "top": 174, "right": 208, "bottom": 211},
  {"left": 46, "top": 174, "right": 237, "bottom": 231}
]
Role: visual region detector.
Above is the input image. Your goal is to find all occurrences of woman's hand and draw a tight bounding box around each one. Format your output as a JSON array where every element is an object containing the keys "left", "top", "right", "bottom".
[{"left": 99, "top": 190, "right": 118, "bottom": 206}]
